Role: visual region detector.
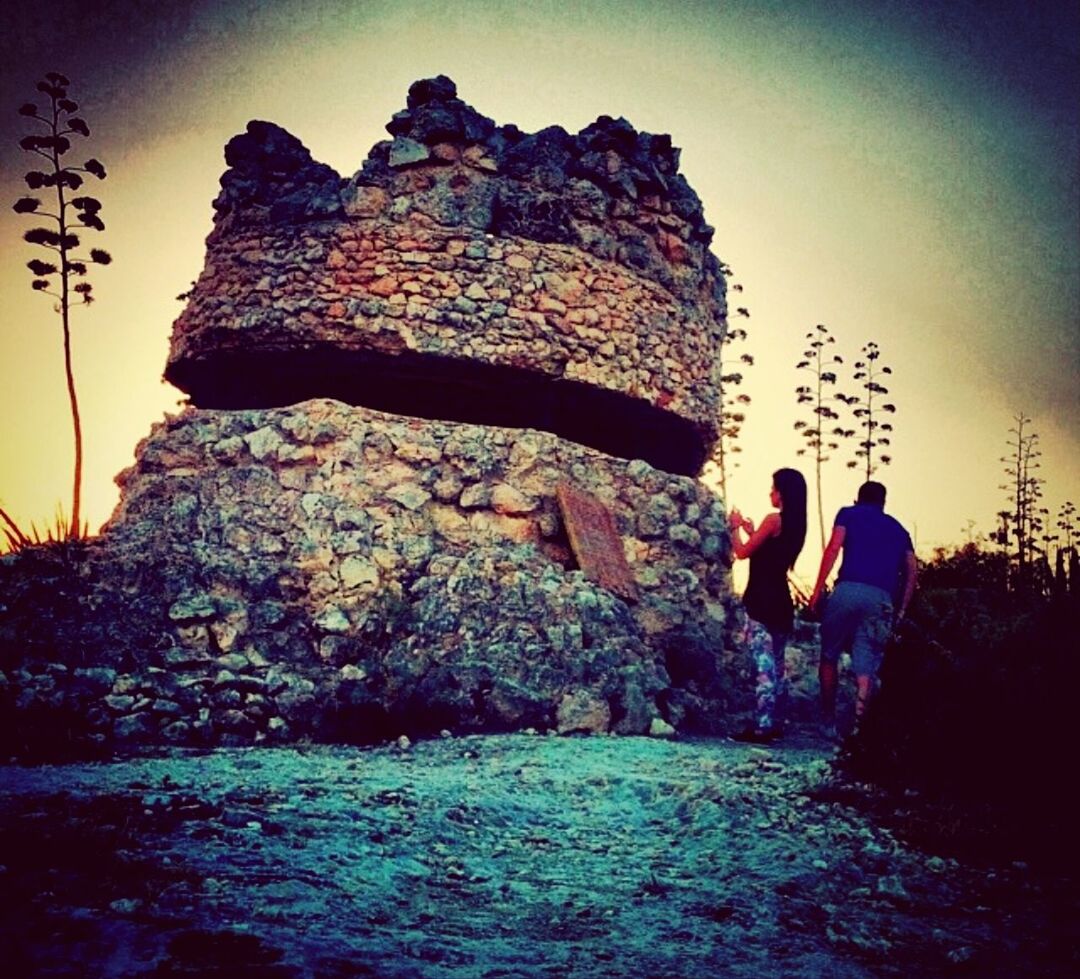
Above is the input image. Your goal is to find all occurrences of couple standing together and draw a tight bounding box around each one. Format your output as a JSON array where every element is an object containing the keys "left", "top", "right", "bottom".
[{"left": 728, "top": 469, "right": 917, "bottom": 744}]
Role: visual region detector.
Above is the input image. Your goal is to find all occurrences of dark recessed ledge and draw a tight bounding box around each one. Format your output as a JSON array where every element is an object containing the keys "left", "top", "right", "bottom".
[{"left": 166, "top": 347, "right": 707, "bottom": 477}]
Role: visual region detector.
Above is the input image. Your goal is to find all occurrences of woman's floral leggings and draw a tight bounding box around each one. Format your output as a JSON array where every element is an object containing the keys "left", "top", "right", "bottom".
[{"left": 743, "top": 618, "right": 789, "bottom": 731}]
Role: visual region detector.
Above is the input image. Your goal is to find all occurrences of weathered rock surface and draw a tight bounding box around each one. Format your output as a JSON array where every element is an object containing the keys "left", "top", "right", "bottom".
[{"left": 0, "top": 401, "right": 743, "bottom": 755}]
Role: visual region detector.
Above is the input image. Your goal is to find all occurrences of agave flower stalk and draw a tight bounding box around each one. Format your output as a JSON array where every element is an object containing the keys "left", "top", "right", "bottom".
[
  {"left": 14, "top": 72, "right": 111, "bottom": 536},
  {"left": 794, "top": 323, "right": 852, "bottom": 550}
]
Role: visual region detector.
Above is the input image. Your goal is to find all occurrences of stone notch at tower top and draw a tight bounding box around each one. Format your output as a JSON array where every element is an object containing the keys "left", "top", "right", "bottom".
[{"left": 166, "top": 75, "right": 728, "bottom": 476}]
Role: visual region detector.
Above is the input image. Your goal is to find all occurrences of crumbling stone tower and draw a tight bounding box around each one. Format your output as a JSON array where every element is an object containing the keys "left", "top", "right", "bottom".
[
  {"left": 1, "top": 77, "right": 737, "bottom": 752},
  {"left": 167, "top": 75, "right": 725, "bottom": 474}
]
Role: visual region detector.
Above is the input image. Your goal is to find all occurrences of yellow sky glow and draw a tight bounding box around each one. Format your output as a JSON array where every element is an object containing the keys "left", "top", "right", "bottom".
[{"left": 1, "top": 0, "right": 1076, "bottom": 582}]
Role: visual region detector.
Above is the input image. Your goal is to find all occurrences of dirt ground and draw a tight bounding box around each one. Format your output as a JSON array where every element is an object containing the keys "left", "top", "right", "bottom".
[{"left": 1, "top": 730, "right": 1076, "bottom": 978}]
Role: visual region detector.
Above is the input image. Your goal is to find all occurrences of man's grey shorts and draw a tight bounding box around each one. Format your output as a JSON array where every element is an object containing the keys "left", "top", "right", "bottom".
[{"left": 820, "top": 581, "right": 894, "bottom": 678}]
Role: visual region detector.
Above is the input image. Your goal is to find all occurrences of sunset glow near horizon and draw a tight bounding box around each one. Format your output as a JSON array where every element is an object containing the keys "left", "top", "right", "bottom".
[{"left": 1, "top": 0, "right": 1077, "bottom": 583}]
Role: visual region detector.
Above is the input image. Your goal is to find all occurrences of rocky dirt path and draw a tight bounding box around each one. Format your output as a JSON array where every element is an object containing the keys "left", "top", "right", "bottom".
[{"left": 1, "top": 732, "right": 1074, "bottom": 977}]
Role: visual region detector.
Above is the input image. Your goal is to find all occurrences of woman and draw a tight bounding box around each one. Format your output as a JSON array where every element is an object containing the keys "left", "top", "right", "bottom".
[{"left": 727, "top": 467, "right": 807, "bottom": 742}]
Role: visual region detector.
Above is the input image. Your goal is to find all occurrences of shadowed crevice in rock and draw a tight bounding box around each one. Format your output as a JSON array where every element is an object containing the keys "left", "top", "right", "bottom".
[{"left": 167, "top": 347, "right": 707, "bottom": 476}]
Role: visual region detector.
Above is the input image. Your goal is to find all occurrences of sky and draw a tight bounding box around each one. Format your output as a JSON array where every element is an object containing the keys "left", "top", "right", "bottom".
[{"left": 0, "top": 0, "right": 1077, "bottom": 583}]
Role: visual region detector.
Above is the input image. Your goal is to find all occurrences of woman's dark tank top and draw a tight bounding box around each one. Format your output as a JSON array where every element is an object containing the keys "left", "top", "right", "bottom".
[{"left": 743, "top": 531, "right": 794, "bottom": 633}]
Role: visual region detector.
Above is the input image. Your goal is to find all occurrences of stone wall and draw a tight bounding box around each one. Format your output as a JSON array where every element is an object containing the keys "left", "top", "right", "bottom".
[
  {"left": 0, "top": 401, "right": 742, "bottom": 756},
  {"left": 167, "top": 220, "right": 719, "bottom": 473},
  {"left": 166, "top": 76, "right": 728, "bottom": 474}
]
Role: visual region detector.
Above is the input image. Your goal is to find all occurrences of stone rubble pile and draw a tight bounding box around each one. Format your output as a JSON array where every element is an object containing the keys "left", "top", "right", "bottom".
[{"left": 2, "top": 401, "right": 740, "bottom": 752}]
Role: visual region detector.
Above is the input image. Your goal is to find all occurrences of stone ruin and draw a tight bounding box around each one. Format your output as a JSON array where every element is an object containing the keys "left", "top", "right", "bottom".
[{"left": 0, "top": 76, "right": 742, "bottom": 756}]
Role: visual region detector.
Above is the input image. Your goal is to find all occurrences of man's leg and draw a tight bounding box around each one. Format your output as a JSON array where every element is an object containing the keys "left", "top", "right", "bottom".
[
  {"left": 819, "top": 587, "right": 851, "bottom": 737},
  {"left": 854, "top": 674, "right": 874, "bottom": 719},
  {"left": 819, "top": 661, "right": 838, "bottom": 722},
  {"left": 850, "top": 594, "right": 892, "bottom": 732}
]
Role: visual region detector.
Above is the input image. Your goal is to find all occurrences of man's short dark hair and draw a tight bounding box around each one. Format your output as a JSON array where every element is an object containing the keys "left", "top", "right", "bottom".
[{"left": 857, "top": 481, "right": 887, "bottom": 506}]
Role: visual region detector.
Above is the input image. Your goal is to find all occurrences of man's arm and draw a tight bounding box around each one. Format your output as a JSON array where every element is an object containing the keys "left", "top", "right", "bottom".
[
  {"left": 809, "top": 525, "right": 845, "bottom": 610},
  {"left": 895, "top": 550, "right": 917, "bottom": 621}
]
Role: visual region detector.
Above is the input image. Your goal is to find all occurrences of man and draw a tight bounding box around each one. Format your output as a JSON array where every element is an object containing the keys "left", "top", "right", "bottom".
[{"left": 808, "top": 481, "right": 917, "bottom": 739}]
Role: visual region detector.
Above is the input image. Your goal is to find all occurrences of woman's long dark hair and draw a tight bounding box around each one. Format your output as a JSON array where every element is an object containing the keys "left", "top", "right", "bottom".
[{"left": 773, "top": 468, "right": 807, "bottom": 570}]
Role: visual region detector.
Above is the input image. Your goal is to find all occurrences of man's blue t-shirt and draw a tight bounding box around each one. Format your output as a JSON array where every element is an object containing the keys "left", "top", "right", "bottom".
[{"left": 834, "top": 503, "right": 914, "bottom": 598}]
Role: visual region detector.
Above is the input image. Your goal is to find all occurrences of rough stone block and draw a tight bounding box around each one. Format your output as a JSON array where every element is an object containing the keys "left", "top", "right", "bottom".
[{"left": 556, "top": 690, "right": 611, "bottom": 734}]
